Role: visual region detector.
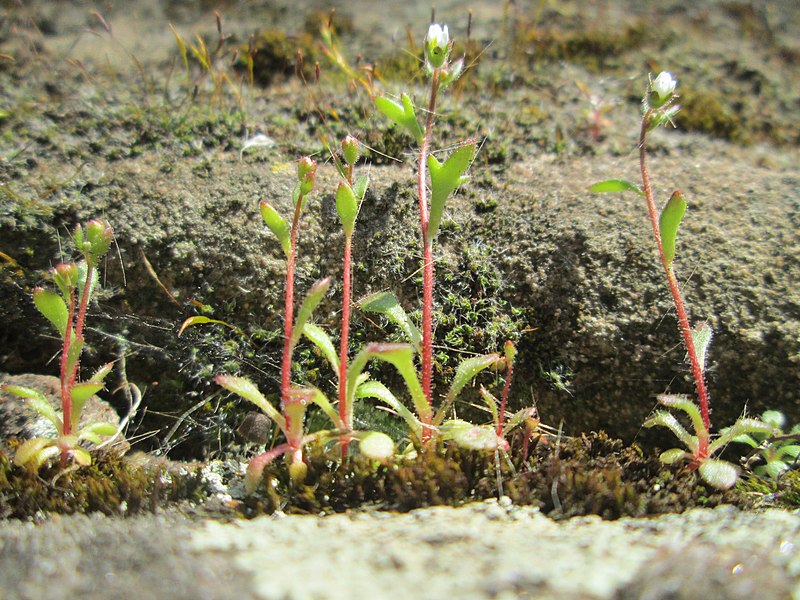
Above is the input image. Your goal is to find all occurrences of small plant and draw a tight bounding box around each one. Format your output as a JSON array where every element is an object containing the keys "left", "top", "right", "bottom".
[
  {"left": 591, "top": 72, "right": 773, "bottom": 489},
  {"left": 372, "top": 23, "right": 504, "bottom": 444},
  {"left": 216, "top": 158, "right": 326, "bottom": 486},
  {"left": 737, "top": 410, "right": 800, "bottom": 479},
  {"left": 216, "top": 157, "right": 394, "bottom": 490},
  {"left": 2, "top": 220, "right": 118, "bottom": 469}
]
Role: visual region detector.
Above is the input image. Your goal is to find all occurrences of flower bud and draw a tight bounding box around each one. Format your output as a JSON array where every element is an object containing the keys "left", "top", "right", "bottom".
[
  {"left": 297, "top": 156, "right": 316, "bottom": 182},
  {"left": 341, "top": 135, "right": 360, "bottom": 166},
  {"left": 53, "top": 262, "right": 78, "bottom": 292},
  {"left": 85, "top": 219, "right": 113, "bottom": 258},
  {"left": 297, "top": 156, "right": 317, "bottom": 197},
  {"left": 425, "top": 23, "right": 450, "bottom": 69},
  {"left": 648, "top": 71, "right": 677, "bottom": 109}
]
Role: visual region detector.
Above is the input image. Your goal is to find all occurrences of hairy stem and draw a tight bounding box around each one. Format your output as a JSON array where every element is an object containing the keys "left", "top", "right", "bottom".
[
  {"left": 59, "top": 287, "right": 77, "bottom": 443},
  {"left": 639, "top": 113, "right": 711, "bottom": 457},
  {"left": 281, "top": 198, "right": 304, "bottom": 413},
  {"left": 496, "top": 358, "right": 514, "bottom": 437},
  {"left": 339, "top": 233, "right": 353, "bottom": 457},
  {"left": 418, "top": 70, "right": 441, "bottom": 438}
]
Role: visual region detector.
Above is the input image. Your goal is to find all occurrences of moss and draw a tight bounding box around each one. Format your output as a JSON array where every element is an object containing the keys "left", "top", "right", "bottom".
[
  {"left": 736, "top": 469, "right": 800, "bottom": 509},
  {"left": 239, "top": 431, "right": 744, "bottom": 519},
  {"left": 245, "top": 29, "right": 319, "bottom": 87},
  {"left": 0, "top": 445, "right": 206, "bottom": 519},
  {"left": 676, "top": 88, "right": 745, "bottom": 142},
  {"left": 435, "top": 242, "right": 528, "bottom": 382},
  {"left": 521, "top": 23, "right": 647, "bottom": 71}
]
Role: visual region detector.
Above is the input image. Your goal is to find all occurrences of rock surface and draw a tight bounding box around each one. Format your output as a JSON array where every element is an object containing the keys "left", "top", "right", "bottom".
[{"left": 0, "top": 503, "right": 798, "bottom": 599}]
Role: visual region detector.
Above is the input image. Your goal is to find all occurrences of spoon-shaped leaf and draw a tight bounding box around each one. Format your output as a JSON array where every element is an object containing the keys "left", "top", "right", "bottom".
[
  {"left": 215, "top": 375, "right": 286, "bottom": 431},
  {"left": 260, "top": 202, "right": 291, "bottom": 258},
  {"left": 691, "top": 322, "right": 713, "bottom": 374},
  {"left": 302, "top": 323, "right": 340, "bottom": 375},
  {"left": 659, "top": 190, "right": 686, "bottom": 266},
  {"left": 698, "top": 458, "right": 738, "bottom": 490},
  {"left": 33, "top": 288, "right": 69, "bottom": 338}
]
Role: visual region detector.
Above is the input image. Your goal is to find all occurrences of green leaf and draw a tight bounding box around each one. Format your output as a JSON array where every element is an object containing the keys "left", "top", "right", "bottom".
[
  {"left": 260, "top": 202, "right": 292, "bottom": 258},
  {"left": 659, "top": 448, "right": 690, "bottom": 465},
  {"left": 76, "top": 263, "right": 98, "bottom": 305},
  {"left": 215, "top": 375, "right": 285, "bottom": 430},
  {"left": 356, "top": 380, "right": 423, "bottom": 441},
  {"left": 658, "top": 394, "right": 707, "bottom": 441},
  {"left": 70, "top": 382, "right": 104, "bottom": 429},
  {"left": 427, "top": 143, "right": 475, "bottom": 240},
  {"left": 290, "top": 278, "right": 331, "bottom": 350},
  {"left": 64, "top": 338, "right": 84, "bottom": 382},
  {"left": 691, "top": 322, "right": 713, "bottom": 373},
  {"left": 33, "top": 288, "right": 69, "bottom": 338},
  {"left": 659, "top": 190, "right": 686, "bottom": 266},
  {"left": 374, "top": 94, "right": 423, "bottom": 144},
  {"left": 589, "top": 179, "right": 644, "bottom": 195},
  {"left": 434, "top": 353, "right": 500, "bottom": 426},
  {"left": 698, "top": 458, "right": 739, "bottom": 490},
  {"left": 302, "top": 323, "right": 340, "bottom": 376},
  {"left": 643, "top": 409, "right": 697, "bottom": 453},
  {"left": 760, "top": 410, "right": 786, "bottom": 431},
  {"left": 71, "top": 447, "right": 93, "bottom": 466},
  {"left": 353, "top": 174, "right": 369, "bottom": 200},
  {"left": 336, "top": 181, "right": 359, "bottom": 236},
  {"left": 440, "top": 420, "right": 503, "bottom": 451},
  {"left": 78, "top": 422, "right": 118, "bottom": 445},
  {"left": 305, "top": 386, "right": 341, "bottom": 429},
  {"left": 4, "top": 386, "right": 63, "bottom": 434},
  {"left": 479, "top": 386, "right": 499, "bottom": 425},
  {"left": 352, "top": 343, "right": 430, "bottom": 423},
  {"left": 90, "top": 362, "right": 115, "bottom": 383},
  {"left": 356, "top": 431, "right": 395, "bottom": 463},
  {"left": 357, "top": 291, "right": 421, "bottom": 352},
  {"left": 709, "top": 418, "right": 776, "bottom": 455},
  {"left": 14, "top": 438, "right": 59, "bottom": 469}
]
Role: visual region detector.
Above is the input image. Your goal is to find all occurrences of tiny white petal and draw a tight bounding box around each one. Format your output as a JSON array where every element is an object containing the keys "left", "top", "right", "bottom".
[{"left": 652, "top": 71, "right": 677, "bottom": 100}]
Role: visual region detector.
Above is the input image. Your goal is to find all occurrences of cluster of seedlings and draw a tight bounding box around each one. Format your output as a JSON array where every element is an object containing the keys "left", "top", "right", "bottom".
[{"left": 1, "top": 20, "right": 798, "bottom": 519}]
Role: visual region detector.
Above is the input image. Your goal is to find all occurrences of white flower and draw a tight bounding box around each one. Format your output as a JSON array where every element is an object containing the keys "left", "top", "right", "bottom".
[
  {"left": 425, "top": 23, "right": 450, "bottom": 68},
  {"left": 426, "top": 23, "right": 449, "bottom": 49},
  {"left": 651, "top": 71, "right": 677, "bottom": 101}
]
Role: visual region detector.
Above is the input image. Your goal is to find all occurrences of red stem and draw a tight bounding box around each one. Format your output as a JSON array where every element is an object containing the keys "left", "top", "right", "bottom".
[
  {"left": 281, "top": 198, "right": 304, "bottom": 413},
  {"left": 338, "top": 233, "right": 353, "bottom": 458},
  {"left": 418, "top": 70, "right": 441, "bottom": 438},
  {"left": 496, "top": 358, "right": 514, "bottom": 437},
  {"left": 59, "top": 288, "right": 76, "bottom": 440},
  {"left": 639, "top": 114, "right": 711, "bottom": 457}
]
